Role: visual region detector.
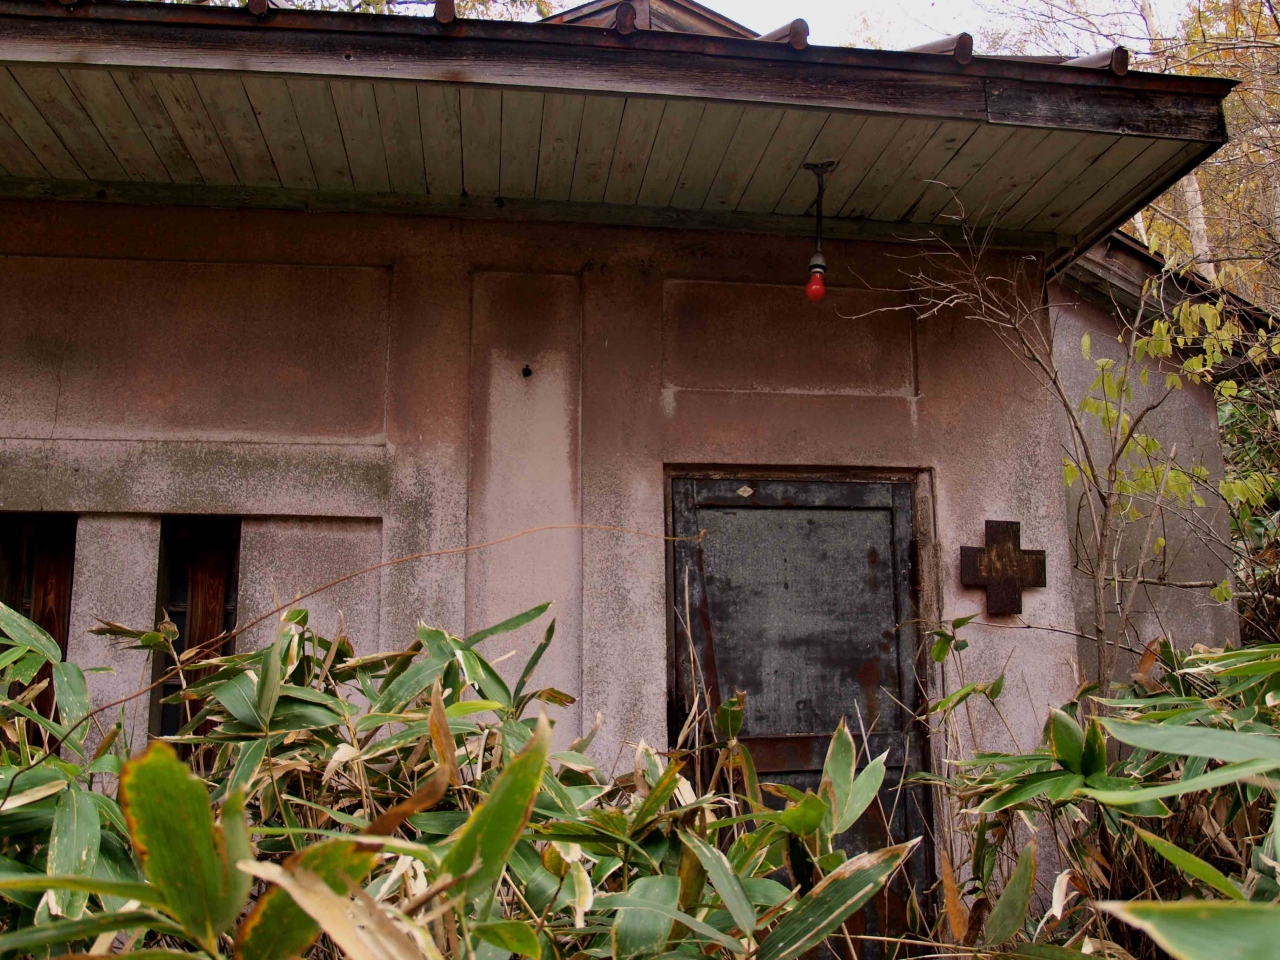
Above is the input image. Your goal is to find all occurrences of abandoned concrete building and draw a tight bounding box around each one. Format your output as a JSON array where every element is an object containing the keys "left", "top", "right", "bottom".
[{"left": 0, "top": 0, "right": 1240, "bottom": 850}]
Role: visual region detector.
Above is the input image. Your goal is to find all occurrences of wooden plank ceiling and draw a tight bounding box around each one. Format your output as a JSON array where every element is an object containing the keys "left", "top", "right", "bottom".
[{"left": 0, "top": 62, "right": 1200, "bottom": 247}]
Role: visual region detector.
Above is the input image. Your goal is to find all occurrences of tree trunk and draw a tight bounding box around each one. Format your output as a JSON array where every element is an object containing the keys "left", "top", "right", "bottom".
[
  {"left": 1182, "top": 173, "right": 1217, "bottom": 282},
  {"left": 1132, "top": 209, "right": 1148, "bottom": 245}
]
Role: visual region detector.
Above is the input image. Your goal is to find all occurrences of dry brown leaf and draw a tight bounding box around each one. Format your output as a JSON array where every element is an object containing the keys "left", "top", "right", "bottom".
[
  {"left": 940, "top": 852, "right": 969, "bottom": 943},
  {"left": 1135, "top": 637, "right": 1162, "bottom": 679},
  {"left": 365, "top": 766, "right": 450, "bottom": 837},
  {"left": 428, "top": 678, "right": 460, "bottom": 788}
]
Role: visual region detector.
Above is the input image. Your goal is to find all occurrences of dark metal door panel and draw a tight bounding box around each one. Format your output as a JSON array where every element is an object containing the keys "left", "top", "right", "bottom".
[
  {"left": 669, "top": 477, "right": 930, "bottom": 958},
  {"left": 699, "top": 506, "right": 903, "bottom": 739}
]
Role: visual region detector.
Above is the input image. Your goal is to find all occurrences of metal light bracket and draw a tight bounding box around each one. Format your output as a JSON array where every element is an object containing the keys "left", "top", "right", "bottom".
[{"left": 803, "top": 161, "right": 836, "bottom": 295}]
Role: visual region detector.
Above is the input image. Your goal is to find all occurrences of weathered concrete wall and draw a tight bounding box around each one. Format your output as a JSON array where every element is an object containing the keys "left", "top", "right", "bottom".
[
  {"left": 467, "top": 273, "right": 583, "bottom": 743},
  {"left": 0, "top": 198, "right": 1203, "bottom": 768},
  {"left": 237, "top": 517, "right": 383, "bottom": 654},
  {"left": 65, "top": 514, "right": 161, "bottom": 756},
  {"left": 1049, "top": 282, "right": 1240, "bottom": 671}
]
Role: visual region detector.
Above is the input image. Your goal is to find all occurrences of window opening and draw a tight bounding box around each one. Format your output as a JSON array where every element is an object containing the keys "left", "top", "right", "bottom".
[
  {"left": 0, "top": 513, "right": 77, "bottom": 728},
  {"left": 151, "top": 516, "right": 241, "bottom": 740}
]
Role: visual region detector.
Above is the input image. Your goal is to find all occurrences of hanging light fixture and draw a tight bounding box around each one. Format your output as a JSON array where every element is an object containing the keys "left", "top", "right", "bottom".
[{"left": 803, "top": 160, "right": 836, "bottom": 302}]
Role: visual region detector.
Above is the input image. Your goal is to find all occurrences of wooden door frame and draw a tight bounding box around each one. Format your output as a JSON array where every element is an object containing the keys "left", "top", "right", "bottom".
[{"left": 663, "top": 466, "right": 940, "bottom": 927}]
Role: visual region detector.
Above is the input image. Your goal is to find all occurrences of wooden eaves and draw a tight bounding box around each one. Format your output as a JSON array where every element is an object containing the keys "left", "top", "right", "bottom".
[{"left": 0, "top": 0, "right": 1238, "bottom": 265}]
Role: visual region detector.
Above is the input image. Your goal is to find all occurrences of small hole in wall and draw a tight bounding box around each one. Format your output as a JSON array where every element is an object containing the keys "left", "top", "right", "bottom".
[{"left": 522, "top": 364, "right": 533, "bottom": 378}]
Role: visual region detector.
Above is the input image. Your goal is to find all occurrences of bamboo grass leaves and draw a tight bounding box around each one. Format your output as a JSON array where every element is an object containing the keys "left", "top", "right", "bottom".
[{"left": 0, "top": 599, "right": 920, "bottom": 960}]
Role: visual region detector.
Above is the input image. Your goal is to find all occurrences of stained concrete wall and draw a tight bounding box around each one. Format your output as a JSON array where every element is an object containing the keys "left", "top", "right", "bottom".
[
  {"left": 65, "top": 514, "right": 161, "bottom": 756},
  {"left": 1049, "top": 282, "right": 1240, "bottom": 669},
  {"left": 0, "top": 198, "right": 1205, "bottom": 769},
  {"left": 237, "top": 517, "right": 383, "bottom": 654}
]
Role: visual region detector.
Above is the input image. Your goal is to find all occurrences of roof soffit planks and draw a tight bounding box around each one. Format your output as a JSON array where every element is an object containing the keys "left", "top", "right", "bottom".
[{"left": 0, "top": 1, "right": 1233, "bottom": 257}]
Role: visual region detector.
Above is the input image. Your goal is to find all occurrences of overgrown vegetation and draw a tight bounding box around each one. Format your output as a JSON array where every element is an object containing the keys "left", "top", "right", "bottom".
[
  {"left": 926, "top": 617, "right": 1280, "bottom": 957},
  {"left": 0, "top": 599, "right": 919, "bottom": 960}
]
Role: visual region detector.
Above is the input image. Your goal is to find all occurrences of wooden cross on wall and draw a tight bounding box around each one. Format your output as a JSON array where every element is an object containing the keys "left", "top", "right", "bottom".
[{"left": 960, "top": 520, "right": 1046, "bottom": 616}]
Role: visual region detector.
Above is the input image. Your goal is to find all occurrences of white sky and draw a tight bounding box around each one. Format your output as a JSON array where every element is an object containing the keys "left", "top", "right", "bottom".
[{"left": 705, "top": 0, "right": 1192, "bottom": 51}]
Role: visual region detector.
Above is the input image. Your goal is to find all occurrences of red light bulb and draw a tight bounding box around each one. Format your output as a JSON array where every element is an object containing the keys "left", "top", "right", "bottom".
[{"left": 806, "top": 269, "right": 825, "bottom": 302}]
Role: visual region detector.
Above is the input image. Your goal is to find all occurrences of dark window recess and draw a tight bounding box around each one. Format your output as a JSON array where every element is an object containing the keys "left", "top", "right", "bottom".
[
  {"left": 151, "top": 517, "right": 241, "bottom": 739},
  {"left": 0, "top": 514, "right": 77, "bottom": 725},
  {"left": 670, "top": 478, "right": 932, "bottom": 959}
]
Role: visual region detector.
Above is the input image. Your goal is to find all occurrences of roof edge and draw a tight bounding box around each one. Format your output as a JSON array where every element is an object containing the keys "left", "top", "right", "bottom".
[{"left": 0, "top": 0, "right": 1238, "bottom": 100}]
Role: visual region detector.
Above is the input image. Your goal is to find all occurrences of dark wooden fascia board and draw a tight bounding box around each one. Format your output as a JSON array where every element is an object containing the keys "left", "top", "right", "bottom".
[
  {"left": 986, "top": 78, "right": 1228, "bottom": 141},
  {"left": 0, "top": 8, "right": 1230, "bottom": 141},
  {"left": 0, "top": 175, "right": 1067, "bottom": 252}
]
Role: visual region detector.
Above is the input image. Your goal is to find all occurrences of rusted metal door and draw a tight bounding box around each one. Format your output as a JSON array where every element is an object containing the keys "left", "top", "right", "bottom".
[{"left": 669, "top": 477, "right": 930, "bottom": 954}]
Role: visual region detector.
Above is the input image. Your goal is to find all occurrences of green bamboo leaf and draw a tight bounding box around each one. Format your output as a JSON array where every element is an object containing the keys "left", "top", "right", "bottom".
[
  {"left": 1133, "top": 826, "right": 1244, "bottom": 900},
  {"left": 257, "top": 630, "right": 286, "bottom": 728},
  {"left": 1081, "top": 719, "right": 1107, "bottom": 777},
  {"left": 7, "top": 649, "right": 46, "bottom": 684},
  {"left": 474, "top": 920, "right": 542, "bottom": 959},
  {"left": 756, "top": 840, "right": 917, "bottom": 960},
  {"left": 0, "top": 874, "right": 165, "bottom": 911},
  {"left": 514, "top": 620, "right": 556, "bottom": 703},
  {"left": 1101, "top": 718, "right": 1280, "bottom": 762},
  {"left": 222, "top": 790, "right": 254, "bottom": 914},
  {"left": 1100, "top": 900, "right": 1280, "bottom": 960},
  {"left": 819, "top": 720, "right": 855, "bottom": 837},
  {"left": 0, "top": 645, "right": 29, "bottom": 673},
  {"left": 460, "top": 649, "right": 513, "bottom": 708},
  {"left": 261, "top": 700, "right": 343, "bottom": 731},
  {"left": 1082, "top": 759, "right": 1280, "bottom": 805},
  {"left": 0, "top": 600, "right": 62, "bottom": 662},
  {"left": 0, "top": 909, "right": 169, "bottom": 954},
  {"left": 680, "top": 831, "right": 755, "bottom": 936},
  {"left": 595, "top": 892, "right": 744, "bottom": 953},
  {"left": 225, "top": 738, "right": 269, "bottom": 798},
  {"left": 121, "top": 742, "right": 244, "bottom": 952},
  {"left": 631, "top": 758, "right": 685, "bottom": 832},
  {"left": 463, "top": 602, "right": 552, "bottom": 649},
  {"left": 275, "top": 685, "right": 347, "bottom": 712},
  {"left": 771, "top": 792, "right": 828, "bottom": 838},
  {"left": 212, "top": 671, "right": 266, "bottom": 731},
  {"left": 741, "top": 877, "right": 790, "bottom": 907},
  {"left": 977, "top": 771, "right": 1084, "bottom": 814},
  {"left": 52, "top": 662, "right": 90, "bottom": 746},
  {"left": 48, "top": 788, "right": 100, "bottom": 919},
  {"left": 1047, "top": 709, "right": 1084, "bottom": 774},
  {"left": 0, "top": 854, "right": 41, "bottom": 909},
  {"left": 984, "top": 842, "right": 1035, "bottom": 945},
  {"left": 837, "top": 751, "right": 887, "bottom": 834},
  {"left": 370, "top": 655, "right": 447, "bottom": 715},
  {"left": 612, "top": 875, "right": 680, "bottom": 958},
  {"left": 87, "top": 791, "right": 129, "bottom": 839},
  {"left": 96, "top": 832, "right": 146, "bottom": 912},
  {"left": 507, "top": 840, "right": 569, "bottom": 915},
  {"left": 440, "top": 713, "right": 551, "bottom": 895},
  {"left": 929, "top": 681, "right": 980, "bottom": 716}
]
